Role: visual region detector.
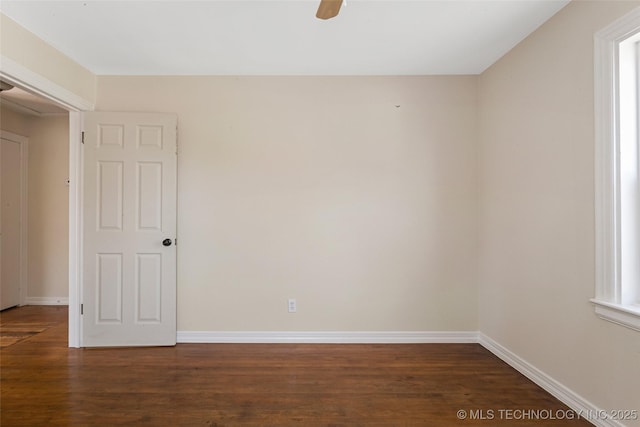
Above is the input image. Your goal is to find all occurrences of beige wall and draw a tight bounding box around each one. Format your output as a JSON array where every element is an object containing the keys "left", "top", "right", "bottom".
[
  {"left": 97, "top": 75, "right": 479, "bottom": 331},
  {"left": 0, "top": 107, "right": 70, "bottom": 301},
  {"left": 1, "top": 13, "right": 82, "bottom": 302},
  {"left": 5, "top": 1, "right": 639, "bottom": 420},
  {"left": 0, "top": 106, "right": 31, "bottom": 136},
  {"left": 0, "top": 13, "right": 96, "bottom": 105},
  {"left": 478, "top": 0, "right": 640, "bottom": 421},
  {"left": 27, "top": 115, "right": 69, "bottom": 300}
]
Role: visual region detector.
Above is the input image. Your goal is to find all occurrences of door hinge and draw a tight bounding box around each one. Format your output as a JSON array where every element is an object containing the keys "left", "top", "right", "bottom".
[
  {"left": 81, "top": 304, "right": 84, "bottom": 315},
  {"left": 81, "top": 132, "right": 85, "bottom": 144},
  {"left": 175, "top": 238, "right": 177, "bottom": 246}
]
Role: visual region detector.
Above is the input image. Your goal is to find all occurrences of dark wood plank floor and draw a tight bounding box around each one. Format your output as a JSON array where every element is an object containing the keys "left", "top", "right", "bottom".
[{"left": 1, "top": 306, "right": 591, "bottom": 426}]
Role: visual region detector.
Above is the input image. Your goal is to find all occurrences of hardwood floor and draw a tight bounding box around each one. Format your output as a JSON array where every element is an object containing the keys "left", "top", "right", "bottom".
[{"left": 1, "top": 306, "right": 591, "bottom": 426}]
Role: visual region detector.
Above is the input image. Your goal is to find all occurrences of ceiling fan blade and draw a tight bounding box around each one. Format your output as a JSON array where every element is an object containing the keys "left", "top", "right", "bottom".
[{"left": 316, "top": 0, "right": 342, "bottom": 20}]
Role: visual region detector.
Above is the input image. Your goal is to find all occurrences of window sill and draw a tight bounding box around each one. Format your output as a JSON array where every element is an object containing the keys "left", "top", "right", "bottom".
[{"left": 590, "top": 299, "right": 640, "bottom": 332}]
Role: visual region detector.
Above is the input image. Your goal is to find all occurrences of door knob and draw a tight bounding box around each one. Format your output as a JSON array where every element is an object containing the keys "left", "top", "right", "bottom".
[{"left": 162, "top": 238, "right": 173, "bottom": 247}]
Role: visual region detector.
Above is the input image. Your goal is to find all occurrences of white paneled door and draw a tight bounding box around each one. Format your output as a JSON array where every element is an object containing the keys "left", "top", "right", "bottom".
[
  {"left": 0, "top": 134, "right": 25, "bottom": 311},
  {"left": 82, "top": 112, "right": 177, "bottom": 346}
]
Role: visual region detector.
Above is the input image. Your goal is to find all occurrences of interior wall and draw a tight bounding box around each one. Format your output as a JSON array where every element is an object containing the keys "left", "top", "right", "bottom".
[
  {"left": 0, "top": 106, "right": 70, "bottom": 302},
  {"left": 27, "top": 114, "right": 69, "bottom": 301},
  {"left": 0, "top": 105, "right": 31, "bottom": 136},
  {"left": 478, "top": 0, "right": 640, "bottom": 421},
  {"left": 96, "top": 75, "right": 479, "bottom": 332}
]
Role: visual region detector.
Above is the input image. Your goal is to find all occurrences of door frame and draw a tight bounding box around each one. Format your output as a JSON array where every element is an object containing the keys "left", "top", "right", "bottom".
[
  {"left": 0, "top": 55, "right": 94, "bottom": 347},
  {"left": 0, "top": 130, "right": 29, "bottom": 308}
]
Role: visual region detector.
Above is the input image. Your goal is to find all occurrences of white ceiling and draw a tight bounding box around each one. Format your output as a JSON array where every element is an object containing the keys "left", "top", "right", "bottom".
[{"left": 0, "top": 0, "right": 569, "bottom": 76}]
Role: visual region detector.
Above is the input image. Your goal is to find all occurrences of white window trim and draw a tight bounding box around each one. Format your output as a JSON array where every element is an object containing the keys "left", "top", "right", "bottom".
[{"left": 593, "top": 7, "right": 640, "bottom": 332}]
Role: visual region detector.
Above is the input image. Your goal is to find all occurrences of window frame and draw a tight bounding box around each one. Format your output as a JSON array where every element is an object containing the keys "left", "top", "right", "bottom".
[{"left": 593, "top": 7, "right": 640, "bottom": 332}]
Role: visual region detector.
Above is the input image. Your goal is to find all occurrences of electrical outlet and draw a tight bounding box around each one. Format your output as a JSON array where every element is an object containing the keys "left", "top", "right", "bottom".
[{"left": 288, "top": 298, "right": 297, "bottom": 313}]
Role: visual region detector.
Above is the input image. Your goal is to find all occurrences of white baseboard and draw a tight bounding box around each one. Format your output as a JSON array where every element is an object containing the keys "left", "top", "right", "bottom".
[
  {"left": 478, "top": 333, "right": 626, "bottom": 427},
  {"left": 24, "top": 297, "right": 69, "bottom": 306},
  {"left": 158, "top": 328, "right": 628, "bottom": 426},
  {"left": 177, "top": 330, "right": 479, "bottom": 344}
]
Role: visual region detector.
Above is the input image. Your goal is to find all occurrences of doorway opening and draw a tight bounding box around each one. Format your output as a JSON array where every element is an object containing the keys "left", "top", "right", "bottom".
[
  {"left": 0, "top": 70, "right": 89, "bottom": 347},
  {"left": 0, "top": 84, "right": 70, "bottom": 314}
]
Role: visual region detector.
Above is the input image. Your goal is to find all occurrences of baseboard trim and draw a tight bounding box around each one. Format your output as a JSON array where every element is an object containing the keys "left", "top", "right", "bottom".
[
  {"left": 25, "top": 297, "right": 69, "bottom": 306},
  {"left": 173, "top": 329, "right": 623, "bottom": 426},
  {"left": 478, "top": 333, "right": 624, "bottom": 427},
  {"left": 177, "top": 330, "right": 479, "bottom": 344}
]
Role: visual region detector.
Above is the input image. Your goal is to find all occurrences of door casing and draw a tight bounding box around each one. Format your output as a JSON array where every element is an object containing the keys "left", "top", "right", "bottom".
[{"left": 0, "top": 56, "right": 94, "bottom": 347}]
